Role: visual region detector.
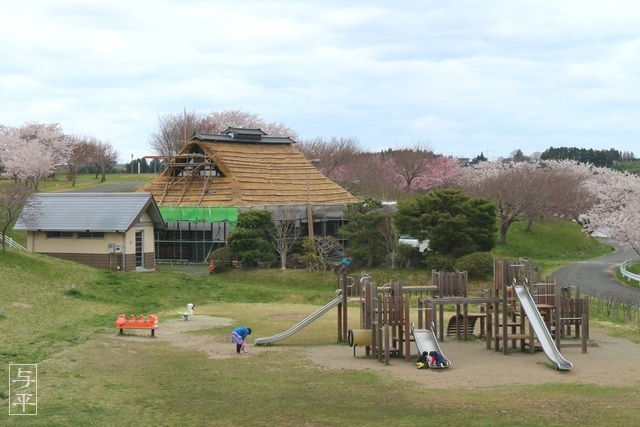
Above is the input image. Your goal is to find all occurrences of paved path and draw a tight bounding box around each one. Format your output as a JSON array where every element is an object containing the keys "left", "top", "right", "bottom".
[
  {"left": 551, "top": 238, "right": 640, "bottom": 301},
  {"left": 67, "top": 181, "right": 144, "bottom": 193}
]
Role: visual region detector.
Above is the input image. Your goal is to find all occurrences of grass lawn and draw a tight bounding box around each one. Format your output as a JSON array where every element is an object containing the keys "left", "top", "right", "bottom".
[
  {"left": 2, "top": 243, "right": 640, "bottom": 425},
  {"left": 1, "top": 176, "right": 636, "bottom": 425}
]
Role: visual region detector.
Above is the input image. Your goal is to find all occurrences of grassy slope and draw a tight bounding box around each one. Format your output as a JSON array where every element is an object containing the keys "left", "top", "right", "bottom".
[{"left": 2, "top": 219, "right": 639, "bottom": 425}]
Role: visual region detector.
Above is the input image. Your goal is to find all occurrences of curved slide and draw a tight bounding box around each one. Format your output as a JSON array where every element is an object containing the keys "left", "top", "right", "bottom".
[
  {"left": 514, "top": 285, "right": 573, "bottom": 371},
  {"left": 254, "top": 292, "right": 343, "bottom": 345},
  {"left": 413, "top": 327, "right": 451, "bottom": 368}
]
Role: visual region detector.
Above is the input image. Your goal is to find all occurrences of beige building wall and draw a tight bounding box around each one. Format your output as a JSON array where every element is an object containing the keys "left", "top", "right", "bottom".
[{"left": 25, "top": 212, "right": 158, "bottom": 271}]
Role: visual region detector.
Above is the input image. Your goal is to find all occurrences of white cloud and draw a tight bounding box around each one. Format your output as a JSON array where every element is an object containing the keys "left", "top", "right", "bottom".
[{"left": 1, "top": 0, "right": 640, "bottom": 162}]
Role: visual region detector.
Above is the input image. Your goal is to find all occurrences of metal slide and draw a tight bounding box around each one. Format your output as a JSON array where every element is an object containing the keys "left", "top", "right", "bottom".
[
  {"left": 254, "top": 291, "right": 343, "bottom": 345},
  {"left": 514, "top": 285, "right": 573, "bottom": 371},
  {"left": 413, "top": 327, "right": 451, "bottom": 368}
]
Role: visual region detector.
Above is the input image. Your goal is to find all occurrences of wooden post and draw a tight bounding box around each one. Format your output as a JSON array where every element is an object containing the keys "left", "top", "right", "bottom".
[{"left": 404, "top": 294, "right": 411, "bottom": 362}]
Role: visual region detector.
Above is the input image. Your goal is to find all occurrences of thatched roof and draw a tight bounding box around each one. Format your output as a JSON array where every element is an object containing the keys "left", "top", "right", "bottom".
[{"left": 138, "top": 128, "right": 357, "bottom": 208}]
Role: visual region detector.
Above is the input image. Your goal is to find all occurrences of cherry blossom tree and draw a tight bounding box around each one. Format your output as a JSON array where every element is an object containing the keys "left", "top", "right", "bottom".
[
  {"left": 0, "top": 122, "right": 71, "bottom": 191},
  {"left": 387, "top": 143, "right": 434, "bottom": 191},
  {"left": 581, "top": 167, "right": 640, "bottom": 255},
  {"left": 407, "top": 156, "right": 463, "bottom": 193},
  {"left": 463, "top": 160, "right": 594, "bottom": 243}
]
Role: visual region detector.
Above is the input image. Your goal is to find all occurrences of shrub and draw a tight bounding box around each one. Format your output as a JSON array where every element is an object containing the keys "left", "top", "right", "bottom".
[
  {"left": 455, "top": 252, "right": 493, "bottom": 280},
  {"left": 208, "top": 247, "right": 235, "bottom": 273},
  {"left": 422, "top": 253, "right": 455, "bottom": 272}
]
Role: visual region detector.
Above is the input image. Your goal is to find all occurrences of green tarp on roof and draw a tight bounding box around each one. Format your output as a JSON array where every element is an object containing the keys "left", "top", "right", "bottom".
[{"left": 159, "top": 206, "right": 238, "bottom": 227}]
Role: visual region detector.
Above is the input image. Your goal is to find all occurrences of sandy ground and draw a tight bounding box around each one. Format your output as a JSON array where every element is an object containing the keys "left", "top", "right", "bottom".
[{"left": 133, "top": 315, "right": 640, "bottom": 390}]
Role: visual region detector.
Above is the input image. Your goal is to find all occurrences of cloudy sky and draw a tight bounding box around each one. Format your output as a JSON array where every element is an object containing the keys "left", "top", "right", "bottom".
[{"left": 2, "top": 1, "right": 639, "bottom": 163}]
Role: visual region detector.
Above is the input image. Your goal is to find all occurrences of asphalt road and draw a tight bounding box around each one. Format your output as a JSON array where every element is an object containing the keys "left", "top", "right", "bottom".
[
  {"left": 67, "top": 181, "right": 145, "bottom": 193},
  {"left": 551, "top": 238, "right": 640, "bottom": 301}
]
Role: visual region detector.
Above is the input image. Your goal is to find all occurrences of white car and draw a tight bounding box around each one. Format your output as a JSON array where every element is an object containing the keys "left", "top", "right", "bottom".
[{"left": 398, "top": 235, "right": 429, "bottom": 253}]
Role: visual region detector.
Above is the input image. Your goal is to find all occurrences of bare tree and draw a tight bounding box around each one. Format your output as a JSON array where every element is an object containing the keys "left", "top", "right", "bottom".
[
  {"left": 388, "top": 142, "right": 435, "bottom": 191},
  {"left": 87, "top": 138, "right": 119, "bottom": 182},
  {"left": 202, "top": 109, "right": 298, "bottom": 139},
  {"left": 268, "top": 207, "right": 303, "bottom": 270},
  {"left": 149, "top": 110, "right": 207, "bottom": 157},
  {"left": 0, "top": 183, "right": 35, "bottom": 253},
  {"left": 297, "top": 136, "right": 363, "bottom": 181},
  {"left": 64, "top": 134, "right": 95, "bottom": 186},
  {"left": 149, "top": 109, "right": 299, "bottom": 157}
]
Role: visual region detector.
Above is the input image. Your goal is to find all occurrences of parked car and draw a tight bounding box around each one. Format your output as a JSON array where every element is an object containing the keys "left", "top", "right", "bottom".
[{"left": 398, "top": 235, "right": 429, "bottom": 253}]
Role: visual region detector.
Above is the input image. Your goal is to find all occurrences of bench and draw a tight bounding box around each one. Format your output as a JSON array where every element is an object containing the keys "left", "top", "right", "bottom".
[
  {"left": 447, "top": 313, "right": 486, "bottom": 337},
  {"left": 116, "top": 314, "right": 158, "bottom": 337}
]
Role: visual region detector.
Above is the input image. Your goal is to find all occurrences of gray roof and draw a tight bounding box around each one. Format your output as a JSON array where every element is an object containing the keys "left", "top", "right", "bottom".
[
  {"left": 14, "top": 192, "right": 165, "bottom": 232},
  {"left": 189, "top": 130, "right": 296, "bottom": 145}
]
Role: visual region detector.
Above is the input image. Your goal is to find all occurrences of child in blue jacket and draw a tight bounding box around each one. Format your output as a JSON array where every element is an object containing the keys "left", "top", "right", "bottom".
[
  {"left": 429, "top": 350, "right": 450, "bottom": 367},
  {"left": 231, "top": 326, "right": 252, "bottom": 354}
]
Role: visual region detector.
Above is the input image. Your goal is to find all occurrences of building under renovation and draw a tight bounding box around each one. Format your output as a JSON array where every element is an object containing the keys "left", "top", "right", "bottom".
[{"left": 138, "top": 127, "right": 358, "bottom": 262}]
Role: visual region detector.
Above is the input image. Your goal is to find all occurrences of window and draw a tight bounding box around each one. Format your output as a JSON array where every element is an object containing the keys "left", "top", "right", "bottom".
[
  {"left": 46, "top": 231, "right": 73, "bottom": 239},
  {"left": 77, "top": 232, "right": 105, "bottom": 239}
]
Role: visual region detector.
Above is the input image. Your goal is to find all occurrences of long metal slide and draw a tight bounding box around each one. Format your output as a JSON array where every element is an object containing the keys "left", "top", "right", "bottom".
[
  {"left": 254, "top": 291, "right": 343, "bottom": 345},
  {"left": 514, "top": 285, "right": 573, "bottom": 370}
]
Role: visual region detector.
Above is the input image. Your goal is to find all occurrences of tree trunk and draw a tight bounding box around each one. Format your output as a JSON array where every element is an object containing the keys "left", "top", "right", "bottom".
[
  {"left": 526, "top": 217, "right": 534, "bottom": 232},
  {"left": 499, "top": 220, "right": 510, "bottom": 244}
]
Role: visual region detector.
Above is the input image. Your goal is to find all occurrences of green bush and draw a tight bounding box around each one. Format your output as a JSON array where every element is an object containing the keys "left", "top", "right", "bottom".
[
  {"left": 395, "top": 245, "right": 424, "bottom": 268},
  {"left": 422, "top": 253, "right": 455, "bottom": 272},
  {"left": 455, "top": 252, "right": 493, "bottom": 280},
  {"left": 208, "top": 247, "right": 235, "bottom": 273}
]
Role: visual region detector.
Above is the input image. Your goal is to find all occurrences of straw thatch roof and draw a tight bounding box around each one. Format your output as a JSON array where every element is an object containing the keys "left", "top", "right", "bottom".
[{"left": 138, "top": 128, "right": 357, "bottom": 208}]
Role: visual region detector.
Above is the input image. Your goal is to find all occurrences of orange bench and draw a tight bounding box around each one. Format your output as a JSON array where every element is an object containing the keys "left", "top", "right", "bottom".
[{"left": 116, "top": 314, "right": 158, "bottom": 337}]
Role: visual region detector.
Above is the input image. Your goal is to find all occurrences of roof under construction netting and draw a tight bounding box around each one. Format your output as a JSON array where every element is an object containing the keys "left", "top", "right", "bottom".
[{"left": 159, "top": 206, "right": 238, "bottom": 226}]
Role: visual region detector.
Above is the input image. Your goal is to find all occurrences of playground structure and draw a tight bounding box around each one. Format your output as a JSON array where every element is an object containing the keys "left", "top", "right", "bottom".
[
  {"left": 115, "top": 314, "right": 158, "bottom": 336},
  {"left": 488, "top": 259, "right": 590, "bottom": 366},
  {"left": 340, "top": 259, "right": 586, "bottom": 370},
  {"left": 342, "top": 270, "right": 499, "bottom": 366},
  {"left": 253, "top": 258, "right": 588, "bottom": 371}
]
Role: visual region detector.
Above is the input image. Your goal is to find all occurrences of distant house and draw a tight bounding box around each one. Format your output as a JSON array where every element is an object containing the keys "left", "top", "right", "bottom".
[
  {"left": 14, "top": 193, "right": 165, "bottom": 271},
  {"left": 138, "top": 127, "right": 357, "bottom": 262}
]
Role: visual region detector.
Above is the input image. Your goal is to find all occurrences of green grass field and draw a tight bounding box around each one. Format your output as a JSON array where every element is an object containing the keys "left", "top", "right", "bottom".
[
  {"left": 1, "top": 222, "right": 639, "bottom": 425},
  {"left": 1, "top": 176, "right": 638, "bottom": 425}
]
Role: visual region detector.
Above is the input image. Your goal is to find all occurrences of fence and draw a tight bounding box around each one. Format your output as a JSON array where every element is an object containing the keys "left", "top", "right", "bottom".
[
  {"left": 0, "top": 233, "right": 27, "bottom": 251},
  {"left": 620, "top": 259, "right": 640, "bottom": 283},
  {"left": 584, "top": 289, "right": 640, "bottom": 327}
]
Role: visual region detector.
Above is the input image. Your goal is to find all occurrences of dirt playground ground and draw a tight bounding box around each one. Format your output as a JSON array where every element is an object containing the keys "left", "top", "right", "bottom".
[{"left": 135, "top": 315, "right": 640, "bottom": 390}]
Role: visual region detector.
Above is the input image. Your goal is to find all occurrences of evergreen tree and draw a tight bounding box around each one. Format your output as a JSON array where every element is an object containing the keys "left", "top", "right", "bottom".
[
  {"left": 227, "top": 210, "right": 277, "bottom": 268},
  {"left": 394, "top": 189, "right": 497, "bottom": 258}
]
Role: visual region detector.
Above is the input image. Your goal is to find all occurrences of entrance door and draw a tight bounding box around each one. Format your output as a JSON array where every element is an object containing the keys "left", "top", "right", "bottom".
[{"left": 135, "top": 230, "right": 144, "bottom": 269}]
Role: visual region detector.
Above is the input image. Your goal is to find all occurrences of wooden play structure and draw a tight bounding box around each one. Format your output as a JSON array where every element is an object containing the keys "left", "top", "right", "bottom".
[
  {"left": 115, "top": 314, "right": 158, "bottom": 336},
  {"left": 336, "top": 258, "right": 589, "bottom": 368},
  {"left": 485, "top": 259, "right": 590, "bottom": 355}
]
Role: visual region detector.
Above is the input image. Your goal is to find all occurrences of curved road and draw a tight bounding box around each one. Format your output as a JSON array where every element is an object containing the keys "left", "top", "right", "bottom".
[{"left": 551, "top": 238, "right": 640, "bottom": 301}]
